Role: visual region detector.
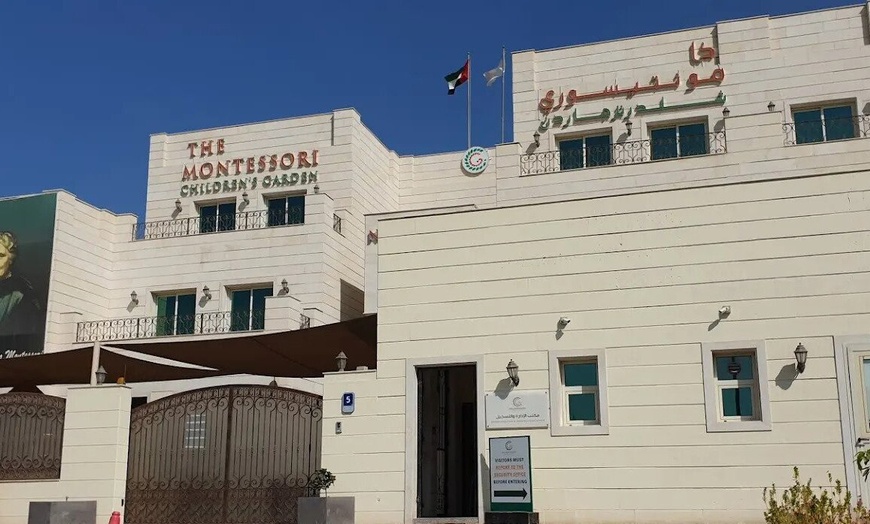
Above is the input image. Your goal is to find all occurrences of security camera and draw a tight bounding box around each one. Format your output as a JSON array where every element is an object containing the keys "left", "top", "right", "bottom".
[
  {"left": 718, "top": 306, "right": 731, "bottom": 318},
  {"left": 558, "top": 317, "right": 571, "bottom": 328}
]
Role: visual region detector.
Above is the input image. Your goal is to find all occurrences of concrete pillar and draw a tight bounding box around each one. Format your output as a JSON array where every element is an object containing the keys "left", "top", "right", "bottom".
[{"left": 61, "top": 385, "right": 132, "bottom": 523}]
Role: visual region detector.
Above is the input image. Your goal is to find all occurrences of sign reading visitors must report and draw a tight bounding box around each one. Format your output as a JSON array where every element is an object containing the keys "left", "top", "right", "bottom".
[{"left": 489, "top": 436, "right": 533, "bottom": 512}]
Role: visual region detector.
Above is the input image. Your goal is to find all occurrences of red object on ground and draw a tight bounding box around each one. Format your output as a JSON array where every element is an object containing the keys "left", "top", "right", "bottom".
[{"left": 108, "top": 511, "right": 121, "bottom": 524}]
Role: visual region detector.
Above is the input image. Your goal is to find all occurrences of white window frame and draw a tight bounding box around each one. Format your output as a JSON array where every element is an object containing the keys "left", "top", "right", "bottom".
[
  {"left": 548, "top": 348, "right": 609, "bottom": 436},
  {"left": 701, "top": 340, "right": 771, "bottom": 432},
  {"left": 183, "top": 412, "right": 206, "bottom": 449}
]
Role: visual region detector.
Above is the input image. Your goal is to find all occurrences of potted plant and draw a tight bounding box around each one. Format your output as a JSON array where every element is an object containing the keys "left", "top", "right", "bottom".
[
  {"left": 310, "top": 468, "right": 337, "bottom": 497},
  {"left": 298, "top": 468, "right": 355, "bottom": 524}
]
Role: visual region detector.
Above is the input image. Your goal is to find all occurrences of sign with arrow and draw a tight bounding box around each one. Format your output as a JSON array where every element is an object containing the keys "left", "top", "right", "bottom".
[{"left": 489, "top": 435, "right": 533, "bottom": 512}]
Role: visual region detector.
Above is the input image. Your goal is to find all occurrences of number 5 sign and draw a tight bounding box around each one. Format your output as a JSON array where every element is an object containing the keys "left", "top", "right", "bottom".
[{"left": 341, "top": 392, "right": 355, "bottom": 414}]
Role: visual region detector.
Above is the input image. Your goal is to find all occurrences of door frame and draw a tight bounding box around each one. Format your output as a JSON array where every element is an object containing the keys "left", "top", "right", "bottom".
[
  {"left": 404, "top": 355, "right": 485, "bottom": 524},
  {"left": 834, "top": 335, "right": 870, "bottom": 500}
]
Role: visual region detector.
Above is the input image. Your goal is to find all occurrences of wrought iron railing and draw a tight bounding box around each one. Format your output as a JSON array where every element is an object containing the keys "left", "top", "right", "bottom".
[
  {"left": 0, "top": 393, "right": 66, "bottom": 481},
  {"left": 133, "top": 206, "right": 305, "bottom": 241},
  {"left": 782, "top": 115, "right": 869, "bottom": 146},
  {"left": 333, "top": 213, "right": 342, "bottom": 234},
  {"left": 300, "top": 313, "right": 311, "bottom": 329},
  {"left": 75, "top": 310, "right": 267, "bottom": 342},
  {"left": 520, "top": 131, "right": 727, "bottom": 175}
]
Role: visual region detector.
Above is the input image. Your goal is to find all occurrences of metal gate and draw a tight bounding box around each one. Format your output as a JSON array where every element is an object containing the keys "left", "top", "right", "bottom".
[{"left": 125, "top": 385, "right": 322, "bottom": 524}]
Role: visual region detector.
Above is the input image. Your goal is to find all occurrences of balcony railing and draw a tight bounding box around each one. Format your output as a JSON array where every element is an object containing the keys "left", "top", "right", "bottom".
[
  {"left": 133, "top": 207, "right": 304, "bottom": 241},
  {"left": 783, "top": 115, "right": 869, "bottom": 146},
  {"left": 75, "top": 311, "right": 266, "bottom": 342},
  {"left": 520, "top": 131, "right": 727, "bottom": 176}
]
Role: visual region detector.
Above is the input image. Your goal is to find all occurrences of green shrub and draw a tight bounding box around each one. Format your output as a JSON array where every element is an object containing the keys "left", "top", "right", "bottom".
[
  {"left": 763, "top": 467, "right": 869, "bottom": 524},
  {"left": 310, "top": 468, "right": 337, "bottom": 496}
]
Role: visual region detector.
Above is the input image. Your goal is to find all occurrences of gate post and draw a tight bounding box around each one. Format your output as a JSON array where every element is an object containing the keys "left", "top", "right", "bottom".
[{"left": 61, "top": 384, "right": 132, "bottom": 523}]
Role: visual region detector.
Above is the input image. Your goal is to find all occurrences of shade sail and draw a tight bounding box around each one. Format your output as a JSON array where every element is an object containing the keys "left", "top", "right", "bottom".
[
  {"left": 0, "top": 346, "right": 227, "bottom": 388},
  {"left": 107, "top": 314, "right": 377, "bottom": 378}
]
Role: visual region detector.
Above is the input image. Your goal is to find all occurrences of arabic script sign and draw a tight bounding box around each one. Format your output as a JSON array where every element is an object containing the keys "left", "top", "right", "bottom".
[
  {"left": 539, "top": 91, "right": 726, "bottom": 132},
  {"left": 539, "top": 41, "right": 724, "bottom": 114},
  {"left": 485, "top": 391, "right": 549, "bottom": 429}
]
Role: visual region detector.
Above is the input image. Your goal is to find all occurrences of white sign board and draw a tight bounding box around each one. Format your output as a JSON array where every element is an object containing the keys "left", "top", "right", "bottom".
[
  {"left": 484, "top": 391, "right": 549, "bottom": 429},
  {"left": 489, "top": 436, "right": 533, "bottom": 511}
]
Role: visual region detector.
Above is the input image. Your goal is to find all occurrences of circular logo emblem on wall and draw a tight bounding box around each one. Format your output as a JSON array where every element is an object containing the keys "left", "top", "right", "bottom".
[
  {"left": 462, "top": 146, "right": 489, "bottom": 175},
  {"left": 505, "top": 440, "right": 513, "bottom": 451}
]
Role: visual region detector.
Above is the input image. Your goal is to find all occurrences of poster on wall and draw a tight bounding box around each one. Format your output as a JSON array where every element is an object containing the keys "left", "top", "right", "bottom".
[{"left": 0, "top": 193, "right": 57, "bottom": 359}]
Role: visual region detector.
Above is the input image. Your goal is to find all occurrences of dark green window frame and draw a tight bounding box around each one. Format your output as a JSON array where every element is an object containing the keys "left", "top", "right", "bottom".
[
  {"left": 156, "top": 292, "right": 197, "bottom": 336},
  {"left": 650, "top": 122, "right": 708, "bottom": 160},
  {"left": 793, "top": 105, "right": 855, "bottom": 144},
  {"left": 230, "top": 286, "right": 273, "bottom": 332},
  {"left": 558, "top": 133, "right": 613, "bottom": 170},
  {"left": 199, "top": 201, "right": 237, "bottom": 234},
  {"left": 267, "top": 195, "right": 306, "bottom": 227}
]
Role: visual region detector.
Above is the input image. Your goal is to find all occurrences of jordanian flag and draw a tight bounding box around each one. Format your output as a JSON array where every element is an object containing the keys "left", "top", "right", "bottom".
[{"left": 444, "top": 60, "right": 469, "bottom": 95}]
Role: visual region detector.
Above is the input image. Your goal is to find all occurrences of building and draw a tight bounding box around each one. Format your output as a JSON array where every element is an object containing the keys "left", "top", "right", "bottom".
[
  {"left": 1, "top": 2, "right": 869, "bottom": 524},
  {"left": 320, "top": 4, "right": 870, "bottom": 524}
]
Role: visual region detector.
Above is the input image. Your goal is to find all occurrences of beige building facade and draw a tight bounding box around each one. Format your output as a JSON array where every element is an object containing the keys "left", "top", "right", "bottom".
[
  {"left": 323, "top": 3, "right": 870, "bottom": 524},
  {"left": 1, "top": 3, "right": 870, "bottom": 524}
]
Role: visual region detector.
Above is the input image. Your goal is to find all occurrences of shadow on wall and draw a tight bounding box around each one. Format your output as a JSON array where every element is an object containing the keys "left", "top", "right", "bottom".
[
  {"left": 479, "top": 454, "right": 491, "bottom": 512},
  {"left": 339, "top": 280, "right": 365, "bottom": 321},
  {"left": 862, "top": 4, "right": 869, "bottom": 46},
  {"left": 775, "top": 364, "right": 799, "bottom": 391}
]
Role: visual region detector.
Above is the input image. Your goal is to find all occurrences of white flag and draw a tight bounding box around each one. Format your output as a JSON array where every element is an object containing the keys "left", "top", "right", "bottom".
[{"left": 483, "top": 55, "right": 505, "bottom": 87}]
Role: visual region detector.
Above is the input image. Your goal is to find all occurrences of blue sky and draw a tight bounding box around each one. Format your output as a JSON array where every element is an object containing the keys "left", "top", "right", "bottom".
[{"left": 0, "top": 0, "right": 856, "bottom": 218}]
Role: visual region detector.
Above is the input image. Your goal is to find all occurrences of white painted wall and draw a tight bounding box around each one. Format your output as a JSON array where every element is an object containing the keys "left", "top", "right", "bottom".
[
  {"left": 0, "top": 385, "right": 131, "bottom": 524},
  {"left": 324, "top": 169, "right": 870, "bottom": 524}
]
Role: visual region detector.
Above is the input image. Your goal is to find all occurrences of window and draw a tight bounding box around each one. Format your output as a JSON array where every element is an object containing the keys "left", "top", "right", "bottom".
[
  {"left": 199, "top": 201, "right": 236, "bottom": 234},
  {"left": 548, "top": 349, "right": 609, "bottom": 436},
  {"left": 650, "top": 122, "right": 708, "bottom": 160},
  {"left": 267, "top": 195, "right": 305, "bottom": 227},
  {"left": 701, "top": 341, "right": 771, "bottom": 432},
  {"left": 230, "top": 286, "right": 273, "bottom": 331},
  {"left": 793, "top": 105, "right": 855, "bottom": 144},
  {"left": 155, "top": 293, "right": 196, "bottom": 336},
  {"left": 558, "top": 133, "right": 612, "bottom": 170},
  {"left": 183, "top": 413, "right": 206, "bottom": 449}
]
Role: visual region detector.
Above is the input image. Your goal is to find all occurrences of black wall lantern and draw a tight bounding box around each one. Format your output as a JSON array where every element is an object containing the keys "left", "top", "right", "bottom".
[
  {"left": 794, "top": 343, "right": 808, "bottom": 374},
  {"left": 506, "top": 359, "right": 519, "bottom": 386}
]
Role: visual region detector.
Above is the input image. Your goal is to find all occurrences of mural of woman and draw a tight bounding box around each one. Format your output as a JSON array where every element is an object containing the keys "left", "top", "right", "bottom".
[{"left": 0, "top": 232, "right": 43, "bottom": 348}]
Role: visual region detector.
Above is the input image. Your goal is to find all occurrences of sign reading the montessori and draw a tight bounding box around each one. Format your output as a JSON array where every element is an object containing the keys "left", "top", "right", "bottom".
[
  {"left": 179, "top": 138, "right": 320, "bottom": 198},
  {"left": 489, "top": 436, "right": 533, "bottom": 512}
]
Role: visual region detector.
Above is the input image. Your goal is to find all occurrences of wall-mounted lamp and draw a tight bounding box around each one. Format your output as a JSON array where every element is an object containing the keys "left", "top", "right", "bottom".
[
  {"left": 336, "top": 351, "right": 348, "bottom": 372},
  {"left": 202, "top": 286, "right": 212, "bottom": 300},
  {"left": 794, "top": 343, "right": 808, "bottom": 374},
  {"left": 130, "top": 291, "right": 138, "bottom": 304},
  {"left": 625, "top": 120, "right": 633, "bottom": 136},
  {"left": 281, "top": 279, "right": 289, "bottom": 293},
  {"left": 722, "top": 107, "right": 730, "bottom": 117},
  {"left": 313, "top": 184, "right": 320, "bottom": 193},
  {"left": 727, "top": 358, "right": 742, "bottom": 378},
  {"left": 242, "top": 191, "right": 249, "bottom": 204},
  {"left": 95, "top": 365, "right": 107, "bottom": 385},
  {"left": 269, "top": 377, "right": 278, "bottom": 387},
  {"left": 767, "top": 101, "right": 776, "bottom": 112},
  {"left": 557, "top": 317, "right": 571, "bottom": 329},
  {"left": 175, "top": 199, "right": 182, "bottom": 211},
  {"left": 506, "top": 359, "right": 520, "bottom": 386},
  {"left": 533, "top": 131, "right": 540, "bottom": 147},
  {"left": 718, "top": 305, "right": 731, "bottom": 318}
]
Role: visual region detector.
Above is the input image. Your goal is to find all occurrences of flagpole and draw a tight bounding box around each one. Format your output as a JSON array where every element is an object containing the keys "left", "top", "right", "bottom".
[
  {"left": 467, "top": 52, "right": 471, "bottom": 149},
  {"left": 501, "top": 46, "right": 506, "bottom": 144}
]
